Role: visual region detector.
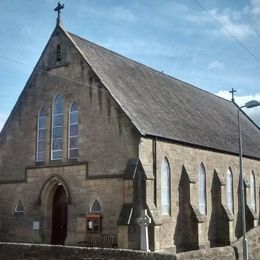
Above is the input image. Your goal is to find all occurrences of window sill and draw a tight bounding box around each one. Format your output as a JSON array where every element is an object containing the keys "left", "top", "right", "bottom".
[{"left": 14, "top": 212, "right": 24, "bottom": 216}]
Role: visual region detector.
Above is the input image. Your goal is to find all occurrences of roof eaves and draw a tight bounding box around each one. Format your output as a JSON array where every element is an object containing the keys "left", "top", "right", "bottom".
[
  {"left": 144, "top": 134, "right": 260, "bottom": 161},
  {"left": 232, "top": 102, "right": 260, "bottom": 130}
]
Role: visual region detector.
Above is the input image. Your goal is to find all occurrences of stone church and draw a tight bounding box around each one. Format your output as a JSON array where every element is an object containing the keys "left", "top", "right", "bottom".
[{"left": 0, "top": 14, "right": 259, "bottom": 253}]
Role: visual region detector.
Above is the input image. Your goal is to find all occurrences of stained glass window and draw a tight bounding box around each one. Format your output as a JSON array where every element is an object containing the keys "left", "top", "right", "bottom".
[
  {"left": 52, "top": 95, "right": 63, "bottom": 160},
  {"left": 15, "top": 200, "right": 24, "bottom": 214},
  {"left": 250, "top": 171, "right": 256, "bottom": 213},
  {"left": 36, "top": 109, "right": 46, "bottom": 162},
  {"left": 161, "top": 158, "right": 170, "bottom": 215},
  {"left": 69, "top": 102, "right": 79, "bottom": 159},
  {"left": 226, "top": 168, "right": 234, "bottom": 213},
  {"left": 198, "top": 163, "right": 206, "bottom": 214},
  {"left": 90, "top": 199, "right": 102, "bottom": 213}
]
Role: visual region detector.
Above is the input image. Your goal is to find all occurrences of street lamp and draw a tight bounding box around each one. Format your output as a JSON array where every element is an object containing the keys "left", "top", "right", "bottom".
[{"left": 238, "top": 100, "right": 260, "bottom": 260}]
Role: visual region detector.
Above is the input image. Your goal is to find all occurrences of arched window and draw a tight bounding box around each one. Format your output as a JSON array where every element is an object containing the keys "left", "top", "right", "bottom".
[
  {"left": 36, "top": 109, "right": 46, "bottom": 162},
  {"left": 52, "top": 95, "right": 64, "bottom": 160},
  {"left": 226, "top": 168, "right": 234, "bottom": 213},
  {"left": 250, "top": 171, "right": 256, "bottom": 213},
  {"left": 161, "top": 158, "right": 170, "bottom": 215},
  {"left": 15, "top": 200, "right": 24, "bottom": 214},
  {"left": 87, "top": 199, "right": 102, "bottom": 233},
  {"left": 198, "top": 163, "right": 206, "bottom": 214},
  {"left": 68, "top": 102, "right": 79, "bottom": 159},
  {"left": 90, "top": 199, "right": 102, "bottom": 213},
  {"left": 56, "top": 44, "right": 62, "bottom": 63}
]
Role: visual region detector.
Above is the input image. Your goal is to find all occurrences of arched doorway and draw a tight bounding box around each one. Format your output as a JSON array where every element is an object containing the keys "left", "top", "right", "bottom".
[{"left": 51, "top": 185, "right": 68, "bottom": 245}]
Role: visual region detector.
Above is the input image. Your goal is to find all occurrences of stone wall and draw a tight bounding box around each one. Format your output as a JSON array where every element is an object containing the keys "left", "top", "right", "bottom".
[
  {"left": 0, "top": 163, "right": 133, "bottom": 245},
  {"left": 0, "top": 25, "right": 140, "bottom": 182},
  {"left": 139, "top": 137, "right": 260, "bottom": 252},
  {"left": 0, "top": 243, "right": 176, "bottom": 260},
  {"left": 232, "top": 226, "right": 260, "bottom": 260},
  {"left": 177, "top": 247, "right": 235, "bottom": 260},
  {"left": 0, "top": 26, "right": 140, "bottom": 246},
  {"left": 0, "top": 226, "right": 260, "bottom": 259},
  {"left": 0, "top": 242, "right": 235, "bottom": 260}
]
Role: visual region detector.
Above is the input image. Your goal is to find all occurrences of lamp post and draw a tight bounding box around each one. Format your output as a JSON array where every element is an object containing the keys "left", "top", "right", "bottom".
[{"left": 238, "top": 100, "right": 260, "bottom": 260}]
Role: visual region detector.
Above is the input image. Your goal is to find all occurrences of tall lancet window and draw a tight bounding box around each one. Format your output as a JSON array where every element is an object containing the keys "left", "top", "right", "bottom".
[
  {"left": 226, "top": 168, "right": 234, "bottom": 213},
  {"left": 52, "top": 95, "right": 64, "bottom": 160},
  {"left": 68, "top": 102, "right": 79, "bottom": 159},
  {"left": 250, "top": 171, "right": 256, "bottom": 213},
  {"left": 36, "top": 109, "right": 46, "bottom": 162},
  {"left": 198, "top": 163, "right": 206, "bottom": 214},
  {"left": 161, "top": 158, "right": 170, "bottom": 215},
  {"left": 56, "top": 44, "right": 62, "bottom": 63}
]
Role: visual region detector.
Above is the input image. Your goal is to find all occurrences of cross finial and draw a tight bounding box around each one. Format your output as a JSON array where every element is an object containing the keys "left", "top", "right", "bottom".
[
  {"left": 54, "top": 2, "right": 65, "bottom": 25},
  {"left": 229, "top": 88, "right": 237, "bottom": 102}
]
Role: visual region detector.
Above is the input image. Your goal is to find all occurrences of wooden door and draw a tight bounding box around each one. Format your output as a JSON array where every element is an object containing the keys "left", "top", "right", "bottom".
[{"left": 51, "top": 185, "right": 68, "bottom": 245}]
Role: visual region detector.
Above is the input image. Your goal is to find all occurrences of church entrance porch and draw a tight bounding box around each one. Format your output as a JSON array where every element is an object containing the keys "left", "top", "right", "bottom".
[
  {"left": 36, "top": 174, "right": 72, "bottom": 244},
  {"left": 51, "top": 185, "right": 68, "bottom": 245}
]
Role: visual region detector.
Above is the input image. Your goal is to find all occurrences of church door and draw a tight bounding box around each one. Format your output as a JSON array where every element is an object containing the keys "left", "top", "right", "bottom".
[{"left": 51, "top": 185, "right": 68, "bottom": 245}]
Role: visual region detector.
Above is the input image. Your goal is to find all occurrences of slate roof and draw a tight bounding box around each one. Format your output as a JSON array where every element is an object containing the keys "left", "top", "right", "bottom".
[{"left": 66, "top": 29, "right": 260, "bottom": 159}]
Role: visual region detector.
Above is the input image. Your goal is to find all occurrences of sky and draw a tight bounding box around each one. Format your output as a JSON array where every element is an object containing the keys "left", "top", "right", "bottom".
[{"left": 0, "top": 0, "right": 260, "bottom": 131}]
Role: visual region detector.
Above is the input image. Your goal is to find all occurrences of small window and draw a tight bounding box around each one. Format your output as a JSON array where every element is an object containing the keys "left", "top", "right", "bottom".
[
  {"left": 51, "top": 95, "right": 64, "bottom": 160},
  {"left": 15, "top": 200, "right": 24, "bottom": 215},
  {"left": 56, "top": 44, "right": 62, "bottom": 63},
  {"left": 250, "top": 171, "right": 256, "bottom": 213},
  {"left": 226, "top": 168, "right": 234, "bottom": 213},
  {"left": 161, "top": 157, "right": 170, "bottom": 215},
  {"left": 36, "top": 109, "right": 47, "bottom": 162},
  {"left": 68, "top": 102, "right": 79, "bottom": 159},
  {"left": 198, "top": 163, "right": 206, "bottom": 214},
  {"left": 90, "top": 199, "right": 102, "bottom": 213}
]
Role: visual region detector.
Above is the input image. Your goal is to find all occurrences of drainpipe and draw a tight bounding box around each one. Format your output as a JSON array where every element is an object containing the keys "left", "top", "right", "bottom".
[{"left": 152, "top": 137, "right": 157, "bottom": 206}]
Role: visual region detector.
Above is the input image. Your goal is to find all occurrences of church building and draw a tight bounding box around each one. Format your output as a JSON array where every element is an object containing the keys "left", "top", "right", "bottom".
[{"left": 0, "top": 8, "right": 259, "bottom": 253}]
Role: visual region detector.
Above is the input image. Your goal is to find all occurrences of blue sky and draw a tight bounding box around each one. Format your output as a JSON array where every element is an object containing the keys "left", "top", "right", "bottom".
[{"left": 0, "top": 0, "right": 260, "bottom": 130}]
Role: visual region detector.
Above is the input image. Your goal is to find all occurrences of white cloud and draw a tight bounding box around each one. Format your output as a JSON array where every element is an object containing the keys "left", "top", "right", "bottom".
[
  {"left": 209, "top": 9, "right": 256, "bottom": 40},
  {"left": 251, "top": 0, "right": 260, "bottom": 15},
  {"left": 184, "top": 5, "right": 256, "bottom": 41},
  {"left": 208, "top": 60, "right": 225, "bottom": 70},
  {"left": 216, "top": 91, "right": 260, "bottom": 126}
]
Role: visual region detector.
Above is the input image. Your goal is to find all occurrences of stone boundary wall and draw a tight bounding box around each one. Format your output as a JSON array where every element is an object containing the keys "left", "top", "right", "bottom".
[
  {"left": 0, "top": 243, "right": 176, "bottom": 260},
  {"left": 232, "top": 226, "right": 260, "bottom": 260},
  {"left": 176, "top": 247, "right": 235, "bottom": 260},
  {"left": 0, "top": 243, "right": 236, "bottom": 260},
  {"left": 0, "top": 227, "right": 259, "bottom": 260}
]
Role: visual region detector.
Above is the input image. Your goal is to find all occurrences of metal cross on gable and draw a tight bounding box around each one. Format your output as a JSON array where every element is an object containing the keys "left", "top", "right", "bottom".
[
  {"left": 229, "top": 88, "right": 237, "bottom": 103},
  {"left": 54, "top": 2, "right": 65, "bottom": 25}
]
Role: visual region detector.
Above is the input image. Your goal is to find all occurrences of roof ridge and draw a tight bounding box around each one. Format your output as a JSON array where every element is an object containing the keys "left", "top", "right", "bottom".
[{"left": 68, "top": 31, "right": 234, "bottom": 106}]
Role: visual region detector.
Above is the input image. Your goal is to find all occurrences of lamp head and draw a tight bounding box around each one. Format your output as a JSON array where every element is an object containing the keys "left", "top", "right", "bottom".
[{"left": 245, "top": 100, "right": 260, "bottom": 108}]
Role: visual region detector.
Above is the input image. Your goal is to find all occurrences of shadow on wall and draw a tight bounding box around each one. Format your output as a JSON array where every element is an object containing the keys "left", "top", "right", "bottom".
[
  {"left": 235, "top": 179, "right": 254, "bottom": 238},
  {"left": 235, "top": 177, "right": 242, "bottom": 239},
  {"left": 208, "top": 171, "right": 229, "bottom": 247},
  {"left": 174, "top": 167, "right": 198, "bottom": 253}
]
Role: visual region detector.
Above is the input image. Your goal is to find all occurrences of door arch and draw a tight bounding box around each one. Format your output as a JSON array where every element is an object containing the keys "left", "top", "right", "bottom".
[{"left": 51, "top": 185, "right": 68, "bottom": 244}]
